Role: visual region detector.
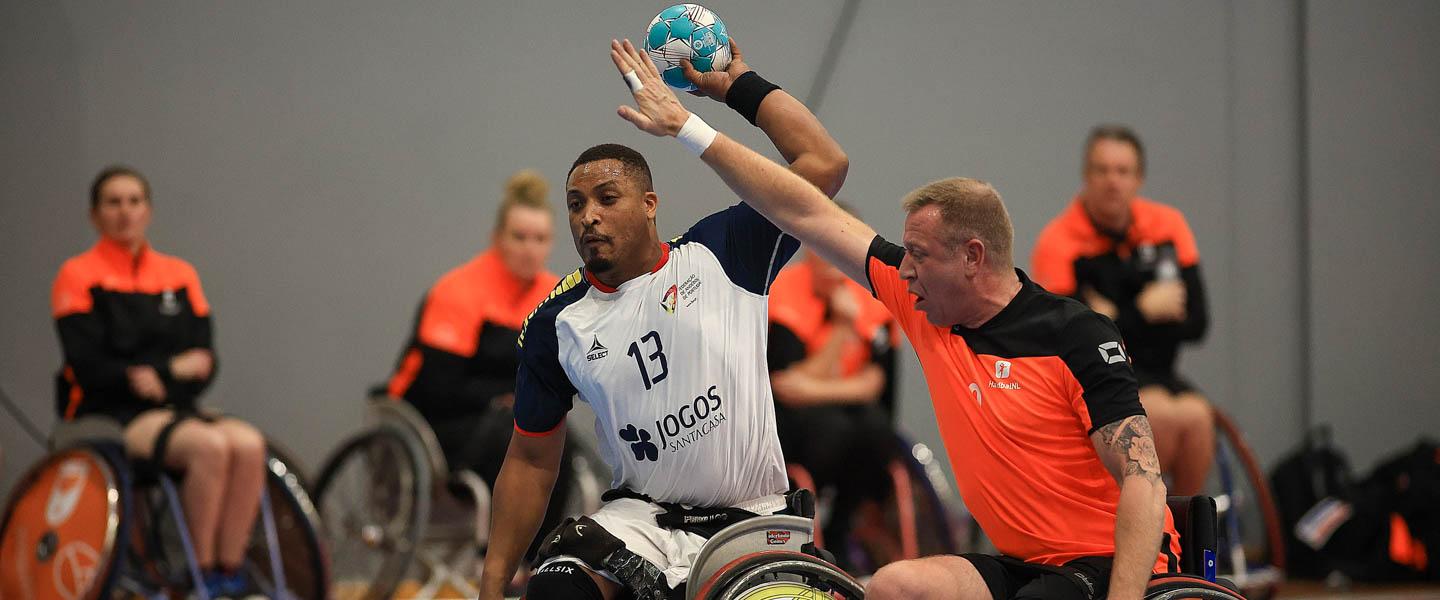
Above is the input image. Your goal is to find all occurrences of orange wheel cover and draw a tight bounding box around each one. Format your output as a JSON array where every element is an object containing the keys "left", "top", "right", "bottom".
[{"left": 0, "top": 449, "right": 120, "bottom": 600}]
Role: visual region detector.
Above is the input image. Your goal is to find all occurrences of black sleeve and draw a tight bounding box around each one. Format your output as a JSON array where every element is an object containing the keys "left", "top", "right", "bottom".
[
  {"left": 174, "top": 315, "right": 218, "bottom": 401},
  {"left": 1059, "top": 311, "right": 1145, "bottom": 434},
  {"left": 865, "top": 235, "right": 906, "bottom": 298},
  {"left": 400, "top": 344, "right": 499, "bottom": 417},
  {"left": 513, "top": 306, "right": 577, "bottom": 435},
  {"left": 54, "top": 313, "right": 133, "bottom": 411},
  {"left": 1174, "top": 264, "right": 1209, "bottom": 342},
  {"left": 767, "top": 323, "right": 808, "bottom": 372},
  {"left": 1112, "top": 264, "right": 1209, "bottom": 345},
  {"left": 870, "top": 324, "right": 899, "bottom": 419}
]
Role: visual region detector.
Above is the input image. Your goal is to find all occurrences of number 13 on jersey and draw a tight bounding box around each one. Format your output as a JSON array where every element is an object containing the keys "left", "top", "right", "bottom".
[{"left": 627, "top": 330, "right": 669, "bottom": 390}]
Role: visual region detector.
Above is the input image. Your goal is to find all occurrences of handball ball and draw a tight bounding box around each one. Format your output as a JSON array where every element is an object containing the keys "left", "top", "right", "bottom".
[{"left": 644, "top": 4, "right": 731, "bottom": 91}]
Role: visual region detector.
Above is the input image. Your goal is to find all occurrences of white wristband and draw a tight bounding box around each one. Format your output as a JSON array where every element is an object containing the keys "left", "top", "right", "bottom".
[
  {"left": 622, "top": 70, "right": 644, "bottom": 93},
  {"left": 675, "top": 113, "right": 718, "bottom": 156}
]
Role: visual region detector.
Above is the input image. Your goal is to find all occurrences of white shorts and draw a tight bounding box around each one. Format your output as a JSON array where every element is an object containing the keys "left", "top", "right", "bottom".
[{"left": 538, "top": 494, "right": 786, "bottom": 589}]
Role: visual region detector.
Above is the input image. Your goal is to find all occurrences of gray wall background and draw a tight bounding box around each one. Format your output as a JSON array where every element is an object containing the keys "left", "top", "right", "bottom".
[{"left": 2, "top": 1, "right": 1436, "bottom": 497}]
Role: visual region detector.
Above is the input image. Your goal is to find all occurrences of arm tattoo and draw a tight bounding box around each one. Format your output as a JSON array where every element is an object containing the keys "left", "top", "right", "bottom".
[{"left": 1095, "top": 415, "right": 1163, "bottom": 482}]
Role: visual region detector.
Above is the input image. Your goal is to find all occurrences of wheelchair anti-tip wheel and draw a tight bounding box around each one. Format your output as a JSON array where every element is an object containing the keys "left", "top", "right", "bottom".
[
  {"left": 0, "top": 444, "right": 129, "bottom": 600},
  {"left": 315, "top": 425, "right": 431, "bottom": 600},
  {"left": 693, "top": 551, "right": 865, "bottom": 600}
]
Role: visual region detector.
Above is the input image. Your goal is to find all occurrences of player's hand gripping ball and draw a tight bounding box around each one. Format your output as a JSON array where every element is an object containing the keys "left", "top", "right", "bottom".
[{"left": 645, "top": 3, "right": 731, "bottom": 91}]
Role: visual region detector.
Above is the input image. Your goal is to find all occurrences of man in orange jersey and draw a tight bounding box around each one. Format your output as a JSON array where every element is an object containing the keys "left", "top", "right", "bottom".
[
  {"left": 607, "top": 40, "right": 1174, "bottom": 600},
  {"left": 1031, "top": 126, "right": 1213, "bottom": 496}
]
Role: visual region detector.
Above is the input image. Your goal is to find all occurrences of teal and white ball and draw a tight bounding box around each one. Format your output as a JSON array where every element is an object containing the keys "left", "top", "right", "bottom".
[{"left": 644, "top": 4, "right": 731, "bottom": 91}]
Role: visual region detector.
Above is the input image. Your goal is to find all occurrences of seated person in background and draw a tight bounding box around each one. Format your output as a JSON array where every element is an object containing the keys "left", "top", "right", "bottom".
[
  {"left": 53, "top": 165, "right": 268, "bottom": 598},
  {"left": 1031, "top": 125, "right": 1213, "bottom": 496},
  {"left": 384, "top": 169, "right": 572, "bottom": 556},
  {"left": 767, "top": 228, "right": 899, "bottom": 560}
]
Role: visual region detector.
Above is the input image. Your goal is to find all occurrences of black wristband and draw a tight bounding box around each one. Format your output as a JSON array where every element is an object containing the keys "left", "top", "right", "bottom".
[{"left": 724, "top": 71, "right": 781, "bottom": 126}]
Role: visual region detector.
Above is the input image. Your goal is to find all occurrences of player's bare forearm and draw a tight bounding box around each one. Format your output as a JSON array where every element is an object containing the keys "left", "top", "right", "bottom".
[
  {"left": 752, "top": 90, "right": 848, "bottom": 197},
  {"left": 773, "top": 364, "right": 883, "bottom": 406},
  {"left": 477, "top": 428, "right": 566, "bottom": 600},
  {"left": 1091, "top": 415, "right": 1167, "bottom": 600},
  {"left": 701, "top": 134, "right": 874, "bottom": 283}
]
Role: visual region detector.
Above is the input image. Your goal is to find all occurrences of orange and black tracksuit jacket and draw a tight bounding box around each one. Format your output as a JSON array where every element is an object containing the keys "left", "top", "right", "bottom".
[
  {"left": 51, "top": 238, "right": 216, "bottom": 422},
  {"left": 1031, "top": 198, "right": 1209, "bottom": 379},
  {"left": 766, "top": 260, "right": 899, "bottom": 413},
  {"left": 386, "top": 249, "right": 558, "bottom": 422}
]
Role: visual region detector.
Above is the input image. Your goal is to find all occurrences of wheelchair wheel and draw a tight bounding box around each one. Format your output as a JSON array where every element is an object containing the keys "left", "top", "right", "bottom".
[
  {"left": 849, "top": 440, "right": 968, "bottom": 573},
  {"left": 1145, "top": 574, "right": 1248, "bottom": 600},
  {"left": 0, "top": 444, "right": 130, "bottom": 600},
  {"left": 1208, "top": 409, "right": 1284, "bottom": 599},
  {"left": 694, "top": 551, "right": 864, "bottom": 600},
  {"left": 243, "top": 455, "right": 330, "bottom": 599},
  {"left": 564, "top": 436, "right": 610, "bottom": 517},
  {"left": 315, "top": 425, "right": 430, "bottom": 600}
]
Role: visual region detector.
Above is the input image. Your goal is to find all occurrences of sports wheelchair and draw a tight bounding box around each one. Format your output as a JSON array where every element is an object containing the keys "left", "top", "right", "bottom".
[
  {"left": 0, "top": 415, "right": 328, "bottom": 600},
  {"left": 314, "top": 393, "right": 608, "bottom": 600},
  {"left": 786, "top": 435, "right": 976, "bottom": 574},
  {"left": 684, "top": 511, "right": 864, "bottom": 600},
  {"left": 1143, "top": 495, "right": 1251, "bottom": 600}
]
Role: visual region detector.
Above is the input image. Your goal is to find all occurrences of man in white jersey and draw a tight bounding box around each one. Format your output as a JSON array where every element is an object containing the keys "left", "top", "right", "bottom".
[{"left": 477, "top": 39, "right": 848, "bottom": 600}]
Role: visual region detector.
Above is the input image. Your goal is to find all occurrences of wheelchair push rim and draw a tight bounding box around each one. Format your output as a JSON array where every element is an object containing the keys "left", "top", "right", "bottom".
[
  {"left": 0, "top": 446, "right": 126, "bottom": 600},
  {"left": 694, "top": 551, "right": 864, "bottom": 600}
]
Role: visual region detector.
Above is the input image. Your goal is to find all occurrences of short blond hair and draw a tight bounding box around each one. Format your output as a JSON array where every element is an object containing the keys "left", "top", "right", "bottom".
[
  {"left": 901, "top": 177, "right": 1013, "bottom": 270},
  {"left": 495, "top": 169, "right": 551, "bottom": 232}
]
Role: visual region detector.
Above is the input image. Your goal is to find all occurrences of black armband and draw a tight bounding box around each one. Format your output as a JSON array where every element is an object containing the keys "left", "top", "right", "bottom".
[{"left": 725, "top": 71, "right": 781, "bottom": 126}]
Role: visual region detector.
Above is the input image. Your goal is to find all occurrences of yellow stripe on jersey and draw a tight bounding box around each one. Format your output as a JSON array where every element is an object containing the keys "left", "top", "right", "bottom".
[{"left": 518, "top": 268, "right": 584, "bottom": 348}]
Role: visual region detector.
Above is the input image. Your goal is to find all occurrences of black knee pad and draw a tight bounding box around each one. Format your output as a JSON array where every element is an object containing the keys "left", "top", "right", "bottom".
[{"left": 526, "top": 561, "right": 605, "bottom": 600}]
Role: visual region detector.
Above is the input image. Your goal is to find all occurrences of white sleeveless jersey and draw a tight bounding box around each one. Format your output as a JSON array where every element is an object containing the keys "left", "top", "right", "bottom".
[{"left": 514, "top": 203, "right": 799, "bottom": 507}]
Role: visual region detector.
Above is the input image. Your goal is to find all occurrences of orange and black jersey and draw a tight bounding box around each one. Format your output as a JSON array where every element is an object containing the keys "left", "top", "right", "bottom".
[
  {"left": 1031, "top": 198, "right": 1209, "bottom": 376},
  {"left": 386, "top": 249, "right": 558, "bottom": 420},
  {"left": 51, "top": 238, "right": 215, "bottom": 420},
  {"left": 866, "top": 236, "right": 1182, "bottom": 573},
  {"left": 766, "top": 260, "right": 899, "bottom": 412}
]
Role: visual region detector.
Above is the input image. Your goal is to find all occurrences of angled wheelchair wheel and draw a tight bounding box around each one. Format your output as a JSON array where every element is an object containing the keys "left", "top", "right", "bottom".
[
  {"left": 694, "top": 551, "right": 864, "bottom": 600},
  {"left": 849, "top": 439, "right": 969, "bottom": 573},
  {"left": 1208, "top": 409, "right": 1284, "bottom": 599},
  {"left": 315, "top": 425, "right": 431, "bottom": 600},
  {"left": 0, "top": 444, "right": 130, "bottom": 600},
  {"left": 243, "top": 455, "right": 330, "bottom": 599}
]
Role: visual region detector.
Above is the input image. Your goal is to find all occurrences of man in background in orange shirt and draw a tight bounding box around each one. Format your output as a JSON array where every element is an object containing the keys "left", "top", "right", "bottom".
[{"left": 1031, "top": 126, "right": 1213, "bottom": 496}]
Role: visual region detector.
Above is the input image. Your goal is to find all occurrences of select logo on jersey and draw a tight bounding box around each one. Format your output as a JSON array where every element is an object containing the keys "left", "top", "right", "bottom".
[
  {"left": 1098, "top": 341, "right": 1128, "bottom": 365},
  {"left": 586, "top": 336, "right": 609, "bottom": 361},
  {"left": 619, "top": 424, "right": 659, "bottom": 461},
  {"left": 661, "top": 284, "right": 678, "bottom": 314}
]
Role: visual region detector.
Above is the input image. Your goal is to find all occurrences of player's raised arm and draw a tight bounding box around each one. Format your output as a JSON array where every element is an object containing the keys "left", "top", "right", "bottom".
[
  {"left": 681, "top": 39, "right": 848, "bottom": 197},
  {"left": 610, "top": 39, "right": 875, "bottom": 285}
]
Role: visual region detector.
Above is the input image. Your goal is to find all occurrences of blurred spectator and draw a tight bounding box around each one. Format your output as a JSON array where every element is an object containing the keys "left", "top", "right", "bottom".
[{"left": 1031, "top": 126, "right": 1214, "bottom": 495}]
